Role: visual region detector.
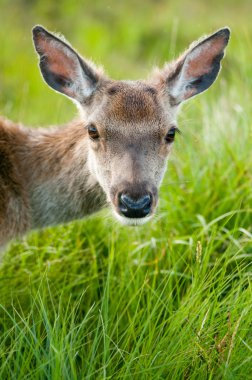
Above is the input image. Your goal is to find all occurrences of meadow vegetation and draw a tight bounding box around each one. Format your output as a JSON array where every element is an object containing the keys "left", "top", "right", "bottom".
[{"left": 0, "top": 0, "right": 252, "bottom": 378}]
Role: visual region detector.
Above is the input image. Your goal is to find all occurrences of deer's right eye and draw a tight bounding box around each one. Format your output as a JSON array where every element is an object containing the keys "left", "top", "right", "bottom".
[{"left": 87, "top": 124, "right": 100, "bottom": 141}]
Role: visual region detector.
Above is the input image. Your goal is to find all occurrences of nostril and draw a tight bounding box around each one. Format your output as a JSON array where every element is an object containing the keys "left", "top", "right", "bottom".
[
  {"left": 118, "top": 194, "right": 128, "bottom": 213},
  {"left": 118, "top": 193, "right": 152, "bottom": 218},
  {"left": 141, "top": 194, "right": 152, "bottom": 210}
]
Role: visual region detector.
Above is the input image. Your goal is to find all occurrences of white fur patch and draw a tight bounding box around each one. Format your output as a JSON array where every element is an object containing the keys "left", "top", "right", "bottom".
[{"left": 113, "top": 210, "right": 152, "bottom": 226}]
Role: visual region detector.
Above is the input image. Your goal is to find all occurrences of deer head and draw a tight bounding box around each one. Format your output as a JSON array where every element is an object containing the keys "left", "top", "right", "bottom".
[{"left": 33, "top": 26, "right": 230, "bottom": 226}]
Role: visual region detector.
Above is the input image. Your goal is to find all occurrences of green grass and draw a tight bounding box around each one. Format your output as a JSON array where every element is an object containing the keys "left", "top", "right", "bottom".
[{"left": 0, "top": 0, "right": 252, "bottom": 378}]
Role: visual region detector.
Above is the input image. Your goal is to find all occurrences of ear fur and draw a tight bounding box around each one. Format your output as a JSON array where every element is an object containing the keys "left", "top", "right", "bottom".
[
  {"left": 32, "top": 25, "right": 104, "bottom": 103},
  {"left": 154, "top": 27, "right": 230, "bottom": 105}
]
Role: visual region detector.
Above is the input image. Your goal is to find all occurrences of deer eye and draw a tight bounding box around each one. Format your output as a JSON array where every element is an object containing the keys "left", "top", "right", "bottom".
[
  {"left": 87, "top": 124, "right": 100, "bottom": 141},
  {"left": 165, "top": 127, "right": 178, "bottom": 143}
]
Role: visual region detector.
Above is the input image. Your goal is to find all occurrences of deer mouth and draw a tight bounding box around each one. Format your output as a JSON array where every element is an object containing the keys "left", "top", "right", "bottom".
[{"left": 113, "top": 211, "right": 153, "bottom": 226}]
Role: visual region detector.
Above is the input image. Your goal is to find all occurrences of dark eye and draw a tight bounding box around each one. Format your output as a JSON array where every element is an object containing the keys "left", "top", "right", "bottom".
[
  {"left": 87, "top": 124, "right": 100, "bottom": 141},
  {"left": 165, "top": 127, "right": 178, "bottom": 143}
]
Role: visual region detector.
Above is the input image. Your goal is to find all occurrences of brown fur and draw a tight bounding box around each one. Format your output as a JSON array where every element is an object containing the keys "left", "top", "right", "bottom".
[
  {"left": 105, "top": 82, "right": 159, "bottom": 123},
  {"left": 0, "top": 118, "right": 30, "bottom": 244}
]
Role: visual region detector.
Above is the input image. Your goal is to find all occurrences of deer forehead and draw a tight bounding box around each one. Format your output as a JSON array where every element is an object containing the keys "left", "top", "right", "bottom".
[{"left": 92, "top": 81, "right": 169, "bottom": 131}]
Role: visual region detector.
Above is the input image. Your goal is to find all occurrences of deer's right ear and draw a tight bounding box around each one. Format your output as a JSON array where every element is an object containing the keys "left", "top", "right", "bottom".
[{"left": 32, "top": 25, "right": 103, "bottom": 103}]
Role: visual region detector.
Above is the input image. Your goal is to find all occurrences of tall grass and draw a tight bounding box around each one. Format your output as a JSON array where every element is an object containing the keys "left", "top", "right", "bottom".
[{"left": 0, "top": 0, "right": 252, "bottom": 378}]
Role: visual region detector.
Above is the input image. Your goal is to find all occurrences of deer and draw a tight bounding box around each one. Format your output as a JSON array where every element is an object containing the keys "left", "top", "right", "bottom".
[{"left": 0, "top": 25, "right": 230, "bottom": 247}]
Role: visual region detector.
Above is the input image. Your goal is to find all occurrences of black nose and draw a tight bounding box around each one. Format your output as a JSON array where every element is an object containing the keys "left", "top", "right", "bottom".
[{"left": 118, "top": 193, "right": 152, "bottom": 218}]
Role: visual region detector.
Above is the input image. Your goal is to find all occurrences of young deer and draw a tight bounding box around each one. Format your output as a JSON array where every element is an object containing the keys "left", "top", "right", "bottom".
[{"left": 0, "top": 26, "right": 230, "bottom": 246}]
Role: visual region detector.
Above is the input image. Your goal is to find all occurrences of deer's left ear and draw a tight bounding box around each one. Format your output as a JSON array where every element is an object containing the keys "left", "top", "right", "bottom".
[{"left": 161, "top": 28, "right": 230, "bottom": 105}]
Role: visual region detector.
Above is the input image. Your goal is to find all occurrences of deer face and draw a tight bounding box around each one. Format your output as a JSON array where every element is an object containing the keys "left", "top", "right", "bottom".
[
  {"left": 33, "top": 26, "right": 230, "bottom": 225},
  {"left": 85, "top": 81, "right": 177, "bottom": 224}
]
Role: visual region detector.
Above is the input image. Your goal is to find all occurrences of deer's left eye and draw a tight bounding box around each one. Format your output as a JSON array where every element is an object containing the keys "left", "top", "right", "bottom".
[{"left": 165, "top": 127, "right": 178, "bottom": 143}]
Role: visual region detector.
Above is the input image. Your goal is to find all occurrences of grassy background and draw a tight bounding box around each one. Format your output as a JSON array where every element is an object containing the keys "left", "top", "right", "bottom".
[{"left": 0, "top": 0, "right": 252, "bottom": 378}]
